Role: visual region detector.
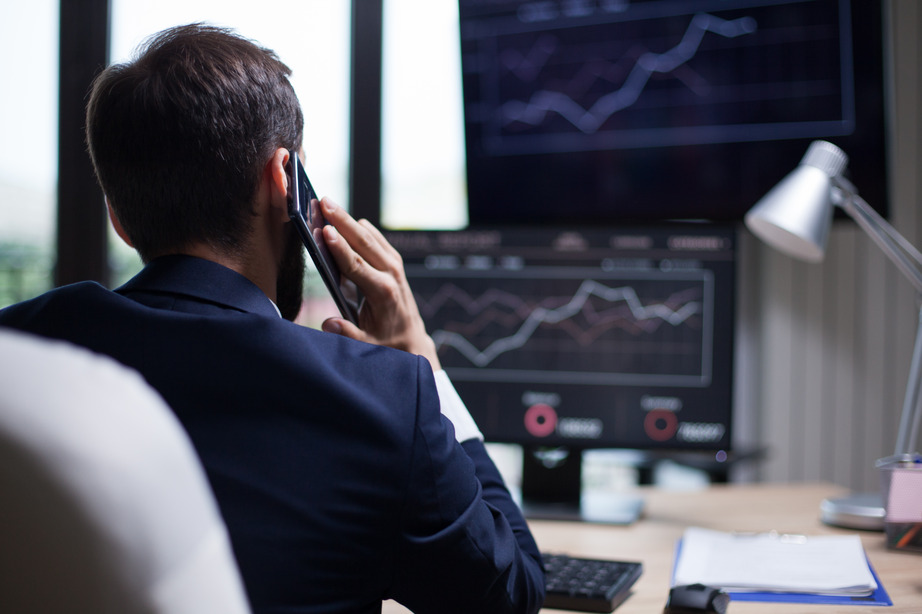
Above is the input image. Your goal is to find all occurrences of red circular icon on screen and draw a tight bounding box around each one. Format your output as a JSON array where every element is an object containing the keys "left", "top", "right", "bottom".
[
  {"left": 644, "top": 409, "right": 678, "bottom": 442},
  {"left": 524, "top": 404, "right": 558, "bottom": 438}
]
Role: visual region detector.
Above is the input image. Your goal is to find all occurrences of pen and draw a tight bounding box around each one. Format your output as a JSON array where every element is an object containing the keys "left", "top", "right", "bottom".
[{"left": 896, "top": 523, "right": 922, "bottom": 549}]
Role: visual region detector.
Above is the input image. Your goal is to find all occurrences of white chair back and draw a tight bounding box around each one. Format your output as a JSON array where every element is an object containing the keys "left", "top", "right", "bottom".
[{"left": 0, "top": 328, "right": 251, "bottom": 614}]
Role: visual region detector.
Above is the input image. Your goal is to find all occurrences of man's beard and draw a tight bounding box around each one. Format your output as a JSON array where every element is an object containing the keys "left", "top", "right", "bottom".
[{"left": 276, "top": 225, "right": 306, "bottom": 321}]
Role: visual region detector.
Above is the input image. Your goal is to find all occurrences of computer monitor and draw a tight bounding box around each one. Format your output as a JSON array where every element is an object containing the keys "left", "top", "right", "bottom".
[
  {"left": 387, "top": 223, "right": 736, "bottom": 522},
  {"left": 458, "top": 0, "right": 888, "bottom": 224}
]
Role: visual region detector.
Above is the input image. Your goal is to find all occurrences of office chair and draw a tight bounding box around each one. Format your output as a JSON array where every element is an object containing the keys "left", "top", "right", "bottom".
[{"left": 0, "top": 328, "right": 251, "bottom": 614}]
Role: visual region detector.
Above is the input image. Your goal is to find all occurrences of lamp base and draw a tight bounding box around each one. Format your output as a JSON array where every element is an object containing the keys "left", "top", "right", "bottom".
[{"left": 820, "top": 492, "right": 885, "bottom": 531}]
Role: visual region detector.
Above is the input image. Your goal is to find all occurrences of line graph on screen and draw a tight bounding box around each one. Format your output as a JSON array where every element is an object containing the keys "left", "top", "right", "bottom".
[
  {"left": 500, "top": 13, "right": 758, "bottom": 134},
  {"left": 411, "top": 269, "right": 715, "bottom": 386},
  {"left": 467, "top": 1, "right": 851, "bottom": 154}
]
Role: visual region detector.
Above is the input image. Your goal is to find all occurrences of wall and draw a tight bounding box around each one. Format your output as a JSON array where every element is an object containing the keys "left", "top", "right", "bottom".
[{"left": 736, "top": 0, "right": 922, "bottom": 492}]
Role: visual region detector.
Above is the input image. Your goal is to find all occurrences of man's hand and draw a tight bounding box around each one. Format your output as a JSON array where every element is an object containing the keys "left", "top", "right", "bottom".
[{"left": 318, "top": 197, "right": 441, "bottom": 370}]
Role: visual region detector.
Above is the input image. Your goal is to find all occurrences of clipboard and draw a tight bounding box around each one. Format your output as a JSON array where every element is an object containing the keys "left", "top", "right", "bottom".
[{"left": 671, "top": 537, "right": 892, "bottom": 606}]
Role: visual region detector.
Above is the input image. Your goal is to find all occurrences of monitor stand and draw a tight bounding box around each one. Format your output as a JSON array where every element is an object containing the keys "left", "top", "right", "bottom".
[{"left": 520, "top": 446, "right": 644, "bottom": 525}]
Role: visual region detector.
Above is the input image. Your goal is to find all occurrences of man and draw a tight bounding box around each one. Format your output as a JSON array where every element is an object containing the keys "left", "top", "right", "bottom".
[{"left": 0, "top": 24, "right": 545, "bottom": 614}]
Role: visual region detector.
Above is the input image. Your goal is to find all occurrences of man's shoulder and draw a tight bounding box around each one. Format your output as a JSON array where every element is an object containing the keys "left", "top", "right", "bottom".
[
  {"left": 0, "top": 281, "right": 434, "bottom": 413},
  {"left": 1, "top": 282, "right": 116, "bottom": 324},
  {"left": 4, "top": 281, "right": 111, "bottom": 305}
]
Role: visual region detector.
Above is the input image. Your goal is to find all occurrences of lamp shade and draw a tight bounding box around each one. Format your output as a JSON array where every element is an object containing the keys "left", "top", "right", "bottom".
[{"left": 744, "top": 141, "right": 848, "bottom": 263}]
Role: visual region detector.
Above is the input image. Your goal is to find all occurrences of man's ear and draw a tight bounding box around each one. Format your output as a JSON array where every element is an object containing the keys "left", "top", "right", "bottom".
[
  {"left": 265, "top": 147, "right": 291, "bottom": 223},
  {"left": 106, "top": 199, "right": 134, "bottom": 248}
]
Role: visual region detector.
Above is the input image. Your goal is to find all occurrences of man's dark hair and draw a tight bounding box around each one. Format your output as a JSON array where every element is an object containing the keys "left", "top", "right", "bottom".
[{"left": 86, "top": 23, "right": 304, "bottom": 262}]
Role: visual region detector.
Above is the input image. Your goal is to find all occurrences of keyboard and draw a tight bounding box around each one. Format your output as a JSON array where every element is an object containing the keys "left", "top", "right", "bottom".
[{"left": 542, "top": 553, "right": 643, "bottom": 613}]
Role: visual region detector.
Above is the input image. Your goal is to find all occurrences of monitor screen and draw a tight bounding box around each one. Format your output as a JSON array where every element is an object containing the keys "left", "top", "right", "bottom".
[
  {"left": 458, "top": 0, "right": 888, "bottom": 224},
  {"left": 388, "top": 223, "right": 735, "bottom": 453}
]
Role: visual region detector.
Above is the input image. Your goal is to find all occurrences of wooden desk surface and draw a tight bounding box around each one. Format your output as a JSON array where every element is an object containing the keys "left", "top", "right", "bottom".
[{"left": 383, "top": 483, "right": 922, "bottom": 613}]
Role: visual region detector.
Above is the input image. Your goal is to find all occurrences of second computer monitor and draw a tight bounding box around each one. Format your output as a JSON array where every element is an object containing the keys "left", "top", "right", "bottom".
[{"left": 388, "top": 224, "right": 736, "bottom": 454}]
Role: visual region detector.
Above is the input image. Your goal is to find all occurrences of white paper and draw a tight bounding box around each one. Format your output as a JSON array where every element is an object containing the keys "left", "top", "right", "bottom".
[{"left": 673, "top": 527, "right": 878, "bottom": 596}]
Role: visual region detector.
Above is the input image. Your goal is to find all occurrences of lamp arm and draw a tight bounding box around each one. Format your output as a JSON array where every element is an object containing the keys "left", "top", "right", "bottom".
[
  {"left": 833, "top": 180, "right": 922, "bottom": 294},
  {"left": 833, "top": 180, "right": 922, "bottom": 455},
  {"left": 895, "top": 305, "right": 922, "bottom": 455},
  {"left": 849, "top": 191, "right": 922, "bottom": 269}
]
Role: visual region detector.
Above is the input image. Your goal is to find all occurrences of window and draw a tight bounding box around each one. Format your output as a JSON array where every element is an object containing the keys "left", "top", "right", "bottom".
[
  {"left": 0, "top": 1, "right": 58, "bottom": 307},
  {"left": 381, "top": 0, "right": 466, "bottom": 230}
]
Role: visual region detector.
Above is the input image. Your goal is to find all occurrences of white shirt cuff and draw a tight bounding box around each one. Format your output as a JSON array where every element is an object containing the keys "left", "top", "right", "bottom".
[{"left": 433, "top": 370, "right": 483, "bottom": 443}]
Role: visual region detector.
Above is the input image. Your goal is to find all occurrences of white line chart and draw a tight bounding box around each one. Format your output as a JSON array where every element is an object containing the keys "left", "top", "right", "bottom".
[
  {"left": 463, "top": 0, "right": 851, "bottom": 154},
  {"left": 414, "top": 275, "right": 712, "bottom": 382},
  {"left": 501, "top": 13, "right": 758, "bottom": 134}
]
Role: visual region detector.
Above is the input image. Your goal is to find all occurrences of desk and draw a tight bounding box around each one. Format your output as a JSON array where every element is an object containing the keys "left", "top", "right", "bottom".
[{"left": 382, "top": 483, "right": 922, "bottom": 613}]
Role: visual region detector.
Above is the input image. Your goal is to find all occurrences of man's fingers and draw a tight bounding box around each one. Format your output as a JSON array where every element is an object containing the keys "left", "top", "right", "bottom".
[
  {"left": 321, "top": 316, "right": 365, "bottom": 342},
  {"left": 358, "top": 219, "right": 402, "bottom": 263},
  {"left": 317, "top": 196, "right": 437, "bottom": 363},
  {"left": 321, "top": 198, "right": 393, "bottom": 272},
  {"left": 322, "top": 224, "right": 397, "bottom": 305}
]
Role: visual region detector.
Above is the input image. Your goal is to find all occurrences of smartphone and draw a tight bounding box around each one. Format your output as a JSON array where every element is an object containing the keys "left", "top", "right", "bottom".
[{"left": 286, "top": 151, "right": 360, "bottom": 324}]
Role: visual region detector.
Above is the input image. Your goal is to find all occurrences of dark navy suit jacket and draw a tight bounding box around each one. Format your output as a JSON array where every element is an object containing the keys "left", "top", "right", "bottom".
[{"left": 0, "top": 255, "right": 545, "bottom": 614}]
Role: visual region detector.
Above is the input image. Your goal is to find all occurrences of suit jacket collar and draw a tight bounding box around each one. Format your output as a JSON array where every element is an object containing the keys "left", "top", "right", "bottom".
[{"left": 116, "top": 254, "right": 281, "bottom": 319}]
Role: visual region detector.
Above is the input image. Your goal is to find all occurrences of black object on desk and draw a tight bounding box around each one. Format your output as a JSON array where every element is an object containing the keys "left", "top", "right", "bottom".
[
  {"left": 664, "top": 583, "right": 729, "bottom": 614},
  {"left": 542, "top": 553, "right": 642, "bottom": 612}
]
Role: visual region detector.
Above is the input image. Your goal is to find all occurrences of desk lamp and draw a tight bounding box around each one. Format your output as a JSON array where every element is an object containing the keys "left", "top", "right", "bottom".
[{"left": 745, "top": 140, "right": 922, "bottom": 530}]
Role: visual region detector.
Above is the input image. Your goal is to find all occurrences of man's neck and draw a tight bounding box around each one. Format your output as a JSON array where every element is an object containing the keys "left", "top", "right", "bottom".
[{"left": 169, "top": 244, "right": 278, "bottom": 304}]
